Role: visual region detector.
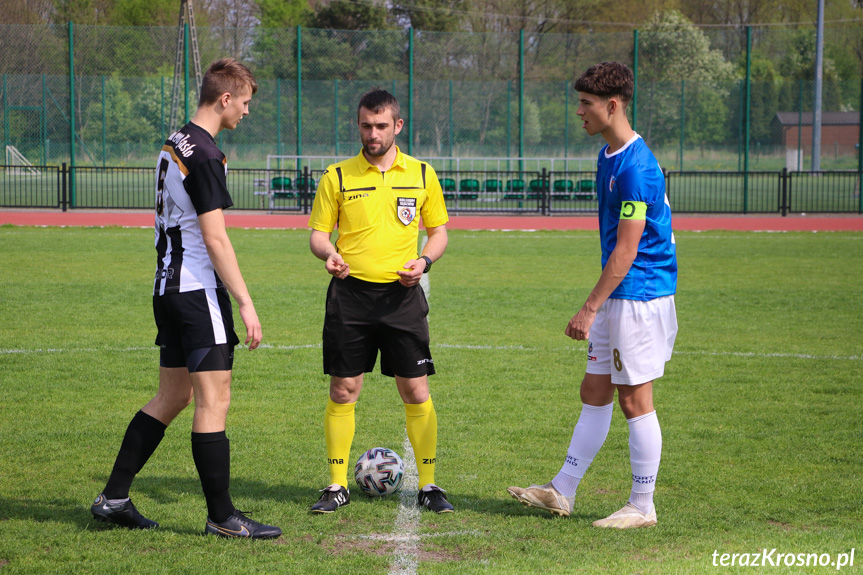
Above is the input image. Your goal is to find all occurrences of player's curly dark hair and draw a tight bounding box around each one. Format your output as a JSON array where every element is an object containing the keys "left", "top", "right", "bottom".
[
  {"left": 357, "top": 89, "right": 401, "bottom": 122},
  {"left": 198, "top": 58, "right": 258, "bottom": 106},
  {"left": 574, "top": 62, "right": 634, "bottom": 107}
]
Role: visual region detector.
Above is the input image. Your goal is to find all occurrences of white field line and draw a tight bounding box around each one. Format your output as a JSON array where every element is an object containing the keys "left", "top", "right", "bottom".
[
  {"left": 455, "top": 232, "right": 863, "bottom": 239},
  {"left": 673, "top": 350, "right": 863, "bottom": 361},
  {"left": 387, "top": 435, "right": 421, "bottom": 575},
  {"left": 356, "top": 529, "right": 482, "bottom": 542},
  {"left": 2, "top": 345, "right": 860, "bottom": 362},
  {"left": 436, "top": 343, "right": 536, "bottom": 351},
  {"left": 381, "top": 235, "right": 432, "bottom": 575}
]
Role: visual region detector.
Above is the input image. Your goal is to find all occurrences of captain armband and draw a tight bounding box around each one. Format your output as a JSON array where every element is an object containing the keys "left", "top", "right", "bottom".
[{"left": 620, "top": 201, "right": 647, "bottom": 220}]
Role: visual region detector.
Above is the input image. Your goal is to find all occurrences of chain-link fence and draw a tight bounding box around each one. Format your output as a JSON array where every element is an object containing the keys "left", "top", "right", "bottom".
[{"left": 1, "top": 23, "right": 861, "bottom": 172}]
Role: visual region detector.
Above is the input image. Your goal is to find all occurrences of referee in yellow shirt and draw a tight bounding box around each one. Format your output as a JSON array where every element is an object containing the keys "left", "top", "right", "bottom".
[{"left": 307, "top": 89, "right": 453, "bottom": 514}]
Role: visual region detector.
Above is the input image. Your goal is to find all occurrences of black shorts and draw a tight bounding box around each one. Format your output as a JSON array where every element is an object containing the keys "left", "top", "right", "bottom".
[
  {"left": 322, "top": 276, "right": 435, "bottom": 378},
  {"left": 154, "top": 287, "right": 240, "bottom": 371}
]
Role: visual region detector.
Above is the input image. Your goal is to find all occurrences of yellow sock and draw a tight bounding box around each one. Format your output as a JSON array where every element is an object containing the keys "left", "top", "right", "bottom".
[
  {"left": 405, "top": 397, "right": 437, "bottom": 489},
  {"left": 324, "top": 398, "right": 355, "bottom": 489}
]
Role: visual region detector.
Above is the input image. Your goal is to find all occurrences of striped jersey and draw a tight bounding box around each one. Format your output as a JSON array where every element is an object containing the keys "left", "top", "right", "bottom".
[
  {"left": 153, "top": 122, "right": 233, "bottom": 295},
  {"left": 596, "top": 134, "right": 677, "bottom": 301}
]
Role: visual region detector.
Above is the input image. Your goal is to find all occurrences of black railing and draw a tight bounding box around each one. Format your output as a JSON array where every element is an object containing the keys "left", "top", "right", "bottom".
[{"left": 1, "top": 164, "right": 861, "bottom": 215}]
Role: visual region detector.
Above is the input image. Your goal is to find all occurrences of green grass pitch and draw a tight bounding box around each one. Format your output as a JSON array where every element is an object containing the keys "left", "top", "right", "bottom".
[{"left": 0, "top": 225, "right": 861, "bottom": 573}]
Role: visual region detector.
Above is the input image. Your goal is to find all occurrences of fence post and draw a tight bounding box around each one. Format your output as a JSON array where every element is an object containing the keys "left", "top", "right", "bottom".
[
  {"left": 160, "top": 76, "right": 165, "bottom": 144},
  {"left": 448, "top": 79, "right": 453, "bottom": 159},
  {"left": 101, "top": 75, "right": 106, "bottom": 167},
  {"left": 780, "top": 167, "right": 788, "bottom": 217},
  {"left": 302, "top": 164, "right": 310, "bottom": 215},
  {"left": 333, "top": 78, "right": 338, "bottom": 156},
  {"left": 183, "top": 22, "right": 190, "bottom": 124},
  {"left": 541, "top": 167, "right": 548, "bottom": 216},
  {"left": 296, "top": 25, "right": 302, "bottom": 157},
  {"left": 679, "top": 79, "right": 685, "bottom": 170},
  {"left": 408, "top": 27, "right": 414, "bottom": 156},
  {"left": 277, "top": 77, "right": 282, "bottom": 156},
  {"left": 737, "top": 80, "right": 743, "bottom": 171},
  {"left": 61, "top": 163, "right": 67, "bottom": 212},
  {"left": 518, "top": 29, "right": 524, "bottom": 172},
  {"left": 563, "top": 80, "right": 569, "bottom": 169},
  {"left": 506, "top": 80, "right": 511, "bottom": 170},
  {"left": 68, "top": 21, "right": 76, "bottom": 207},
  {"left": 42, "top": 74, "right": 48, "bottom": 164},
  {"left": 632, "top": 29, "right": 638, "bottom": 132},
  {"left": 743, "top": 26, "right": 751, "bottom": 215},
  {"left": 858, "top": 76, "right": 862, "bottom": 214},
  {"left": 2, "top": 74, "right": 7, "bottom": 154},
  {"left": 797, "top": 79, "right": 803, "bottom": 171},
  {"left": 812, "top": 0, "right": 824, "bottom": 171}
]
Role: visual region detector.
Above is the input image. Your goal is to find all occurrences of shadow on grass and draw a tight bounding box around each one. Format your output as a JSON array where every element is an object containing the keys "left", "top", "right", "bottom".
[
  {"left": 0, "top": 476, "right": 314, "bottom": 536},
  {"left": 465, "top": 493, "right": 601, "bottom": 522},
  {"left": 132, "top": 475, "right": 312, "bottom": 508},
  {"left": 0, "top": 480, "right": 604, "bottom": 536}
]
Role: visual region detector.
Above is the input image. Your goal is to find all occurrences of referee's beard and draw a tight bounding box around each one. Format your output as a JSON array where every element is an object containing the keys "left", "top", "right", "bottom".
[{"left": 362, "top": 137, "right": 394, "bottom": 158}]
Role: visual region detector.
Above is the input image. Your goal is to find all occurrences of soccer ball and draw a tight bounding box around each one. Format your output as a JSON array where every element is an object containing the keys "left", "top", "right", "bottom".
[{"left": 354, "top": 447, "right": 405, "bottom": 497}]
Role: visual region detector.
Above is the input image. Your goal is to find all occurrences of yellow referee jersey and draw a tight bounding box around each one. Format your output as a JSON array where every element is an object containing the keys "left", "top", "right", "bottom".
[{"left": 308, "top": 146, "right": 449, "bottom": 283}]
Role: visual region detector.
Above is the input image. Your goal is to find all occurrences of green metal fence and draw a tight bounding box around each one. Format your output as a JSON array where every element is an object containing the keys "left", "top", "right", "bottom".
[
  {"left": 3, "top": 163, "right": 860, "bottom": 215},
  {"left": 1, "top": 23, "right": 861, "bottom": 177}
]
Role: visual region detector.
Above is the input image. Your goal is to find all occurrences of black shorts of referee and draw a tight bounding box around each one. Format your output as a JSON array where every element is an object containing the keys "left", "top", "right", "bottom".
[{"left": 323, "top": 275, "right": 435, "bottom": 378}]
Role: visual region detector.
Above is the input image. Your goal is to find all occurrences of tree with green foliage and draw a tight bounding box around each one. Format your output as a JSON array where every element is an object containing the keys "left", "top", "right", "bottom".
[
  {"left": 778, "top": 29, "right": 843, "bottom": 110},
  {"left": 257, "top": 0, "right": 311, "bottom": 27},
  {"left": 391, "top": 0, "right": 467, "bottom": 31},
  {"left": 639, "top": 10, "right": 735, "bottom": 152},
  {"left": 308, "top": 0, "right": 394, "bottom": 30},
  {"left": 80, "top": 75, "right": 162, "bottom": 159},
  {"left": 109, "top": 0, "right": 179, "bottom": 26}
]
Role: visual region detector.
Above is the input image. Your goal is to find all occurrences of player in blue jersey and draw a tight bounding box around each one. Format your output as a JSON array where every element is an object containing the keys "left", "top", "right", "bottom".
[{"left": 509, "top": 61, "right": 678, "bottom": 529}]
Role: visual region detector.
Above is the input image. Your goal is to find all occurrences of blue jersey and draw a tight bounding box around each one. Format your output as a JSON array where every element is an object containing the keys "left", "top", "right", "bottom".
[{"left": 595, "top": 134, "right": 677, "bottom": 301}]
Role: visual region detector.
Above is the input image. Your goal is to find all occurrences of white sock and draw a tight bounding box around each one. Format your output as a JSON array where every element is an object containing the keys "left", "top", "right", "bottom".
[
  {"left": 627, "top": 410, "right": 662, "bottom": 514},
  {"left": 551, "top": 403, "right": 613, "bottom": 498}
]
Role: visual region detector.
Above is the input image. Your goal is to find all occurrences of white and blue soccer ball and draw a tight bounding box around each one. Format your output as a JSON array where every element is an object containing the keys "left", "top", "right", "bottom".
[{"left": 354, "top": 447, "right": 405, "bottom": 497}]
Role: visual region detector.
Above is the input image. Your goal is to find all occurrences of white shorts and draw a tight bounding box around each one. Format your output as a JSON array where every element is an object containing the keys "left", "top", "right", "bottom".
[{"left": 585, "top": 295, "right": 678, "bottom": 386}]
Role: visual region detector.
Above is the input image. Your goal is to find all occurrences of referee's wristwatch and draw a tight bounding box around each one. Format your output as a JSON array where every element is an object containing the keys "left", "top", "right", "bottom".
[{"left": 421, "top": 255, "right": 433, "bottom": 273}]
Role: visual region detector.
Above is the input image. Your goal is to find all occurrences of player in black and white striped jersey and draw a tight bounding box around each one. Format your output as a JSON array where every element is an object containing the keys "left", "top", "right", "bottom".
[{"left": 91, "top": 59, "right": 281, "bottom": 540}]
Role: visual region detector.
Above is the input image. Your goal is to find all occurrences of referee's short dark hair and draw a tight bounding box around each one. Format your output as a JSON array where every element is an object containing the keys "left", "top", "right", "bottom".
[
  {"left": 357, "top": 89, "right": 400, "bottom": 122},
  {"left": 199, "top": 58, "right": 258, "bottom": 106},
  {"left": 574, "top": 62, "right": 634, "bottom": 108}
]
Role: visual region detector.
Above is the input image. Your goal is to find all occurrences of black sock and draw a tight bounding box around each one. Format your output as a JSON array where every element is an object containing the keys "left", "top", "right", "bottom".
[
  {"left": 103, "top": 410, "right": 167, "bottom": 499},
  {"left": 191, "top": 431, "right": 234, "bottom": 523}
]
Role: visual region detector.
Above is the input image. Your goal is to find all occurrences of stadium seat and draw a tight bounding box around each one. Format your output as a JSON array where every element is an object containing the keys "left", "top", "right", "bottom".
[
  {"left": 295, "top": 177, "right": 316, "bottom": 199},
  {"left": 484, "top": 179, "right": 503, "bottom": 192},
  {"left": 270, "top": 177, "right": 293, "bottom": 199},
  {"left": 504, "top": 179, "right": 525, "bottom": 199},
  {"left": 553, "top": 179, "right": 573, "bottom": 192},
  {"left": 271, "top": 177, "right": 291, "bottom": 190},
  {"left": 552, "top": 179, "right": 573, "bottom": 200},
  {"left": 527, "top": 179, "right": 548, "bottom": 200},
  {"left": 459, "top": 178, "right": 480, "bottom": 200},
  {"left": 441, "top": 178, "right": 457, "bottom": 192},
  {"left": 574, "top": 179, "right": 596, "bottom": 200},
  {"left": 459, "top": 179, "right": 480, "bottom": 192}
]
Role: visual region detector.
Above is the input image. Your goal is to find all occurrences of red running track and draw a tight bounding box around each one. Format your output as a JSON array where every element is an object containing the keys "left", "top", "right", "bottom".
[{"left": 1, "top": 210, "right": 861, "bottom": 231}]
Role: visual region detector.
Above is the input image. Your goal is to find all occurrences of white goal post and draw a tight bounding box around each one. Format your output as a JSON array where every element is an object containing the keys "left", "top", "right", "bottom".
[{"left": 5, "top": 145, "right": 40, "bottom": 176}]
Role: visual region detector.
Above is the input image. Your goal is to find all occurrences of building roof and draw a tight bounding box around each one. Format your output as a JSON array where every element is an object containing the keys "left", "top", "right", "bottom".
[{"left": 775, "top": 111, "right": 860, "bottom": 126}]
